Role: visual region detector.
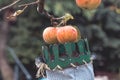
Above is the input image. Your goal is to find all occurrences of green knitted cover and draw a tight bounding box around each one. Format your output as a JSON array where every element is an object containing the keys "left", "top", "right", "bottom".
[{"left": 42, "top": 38, "right": 91, "bottom": 69}]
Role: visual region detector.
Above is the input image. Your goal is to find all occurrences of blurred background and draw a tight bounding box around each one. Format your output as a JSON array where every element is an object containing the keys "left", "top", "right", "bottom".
[{"left": 0, "top": 0, "right": 120, "bottom": 80}]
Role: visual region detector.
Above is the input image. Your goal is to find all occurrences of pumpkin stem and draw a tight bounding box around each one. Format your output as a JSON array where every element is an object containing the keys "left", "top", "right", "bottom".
[{"left": 57, "top": 13, "right": 74, "bottom": 27}]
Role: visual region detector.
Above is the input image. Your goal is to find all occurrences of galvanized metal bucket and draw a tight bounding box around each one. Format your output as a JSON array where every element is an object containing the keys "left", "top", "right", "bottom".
[
  {"left": 38, "top": 62, "right": 94, "bottom": 80},
  {"left": 46, "top": 62, "right": 94, "bottom": 80}
]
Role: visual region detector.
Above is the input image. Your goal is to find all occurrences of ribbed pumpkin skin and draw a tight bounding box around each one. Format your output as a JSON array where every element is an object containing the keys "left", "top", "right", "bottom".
[
  {"left": 75, "top": 0, "right": 101, "bottom": 10},
  {"left": 43, "top": 27, "right": 58, "bottom": 44},
  {"left": 57, "top": 25, "right": 78, "bottom": 44}
]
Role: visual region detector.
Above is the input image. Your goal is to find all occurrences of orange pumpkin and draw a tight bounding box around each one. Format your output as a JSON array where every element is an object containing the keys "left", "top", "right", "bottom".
[
  {"left": 57, "top": 25, "right": 80, "bottom": 44},
  {"left": 43, "top": 27, "right": 58, "bottom": 44},
  {"left": 75, "top": 0, "right": 101, "bottom": 10}
]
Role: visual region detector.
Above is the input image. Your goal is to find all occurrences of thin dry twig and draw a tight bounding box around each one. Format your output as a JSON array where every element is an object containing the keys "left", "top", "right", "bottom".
[
  {"left": 7, "top": 5, "right": 28, "bottom": 19},
  {"left": 0, "top": 0, "right": 20, "bottom": 12},
  {"left": 70, "top": 63, "right": 76, "bottom": 67},
  {"left": 53, "top": 65, "right": 63, "bottom": 71},
  {"left": 35, "top": 0, "right": 65, "bottom": 23},
  {"left": 18, "top": 0, "right": 39, "bottom": 7},
  {"left": 37, "top": 0, "right": 44, "bottom": 13},
  {"left": 36, "top": 63, "right": 50, "bottom": 78}
]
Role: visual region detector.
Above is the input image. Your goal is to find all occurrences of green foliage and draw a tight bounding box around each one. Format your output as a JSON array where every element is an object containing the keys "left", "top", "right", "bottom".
[
  {"left": 8, "top": 7, "right": 46, "bottom": 63},
  {"left": 45, "top": 0, "right": 81, "bottom": 15},
  {"left": 0, "top": 0, "right": 12, "bottom": 6}
]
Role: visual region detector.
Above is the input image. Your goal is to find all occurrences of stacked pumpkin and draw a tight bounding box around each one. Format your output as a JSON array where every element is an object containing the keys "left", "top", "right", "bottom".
[{"left": 43, "top": 25, "right": 81, "bottom": 44}]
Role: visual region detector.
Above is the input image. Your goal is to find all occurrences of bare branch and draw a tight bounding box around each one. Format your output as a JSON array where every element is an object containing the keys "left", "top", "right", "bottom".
[
  {"left": 37, "top": 0, "right": 45, "bottom": 13},
  {"left": 0, "top": 0, "right": 20, "bottom": 12},
  {"left": 18, "top": 0, "right": 39, "bottom": 7}
]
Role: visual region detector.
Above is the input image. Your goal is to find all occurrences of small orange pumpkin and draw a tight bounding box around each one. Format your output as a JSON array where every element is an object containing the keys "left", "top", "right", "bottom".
[
  {"left": 75, "top": 0, "right": 101, "bottom": 10},
  {"left": 43, "top": 27, "right": 58, "bottom": 44},
  {"left": 57, "top": 25, "right": 80, "bottom": 44}
]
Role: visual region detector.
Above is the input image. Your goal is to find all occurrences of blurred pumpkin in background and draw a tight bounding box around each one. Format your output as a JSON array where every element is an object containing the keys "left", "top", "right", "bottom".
[{"left": 75, "top": 0, "right": 101, "bottom": 10}]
